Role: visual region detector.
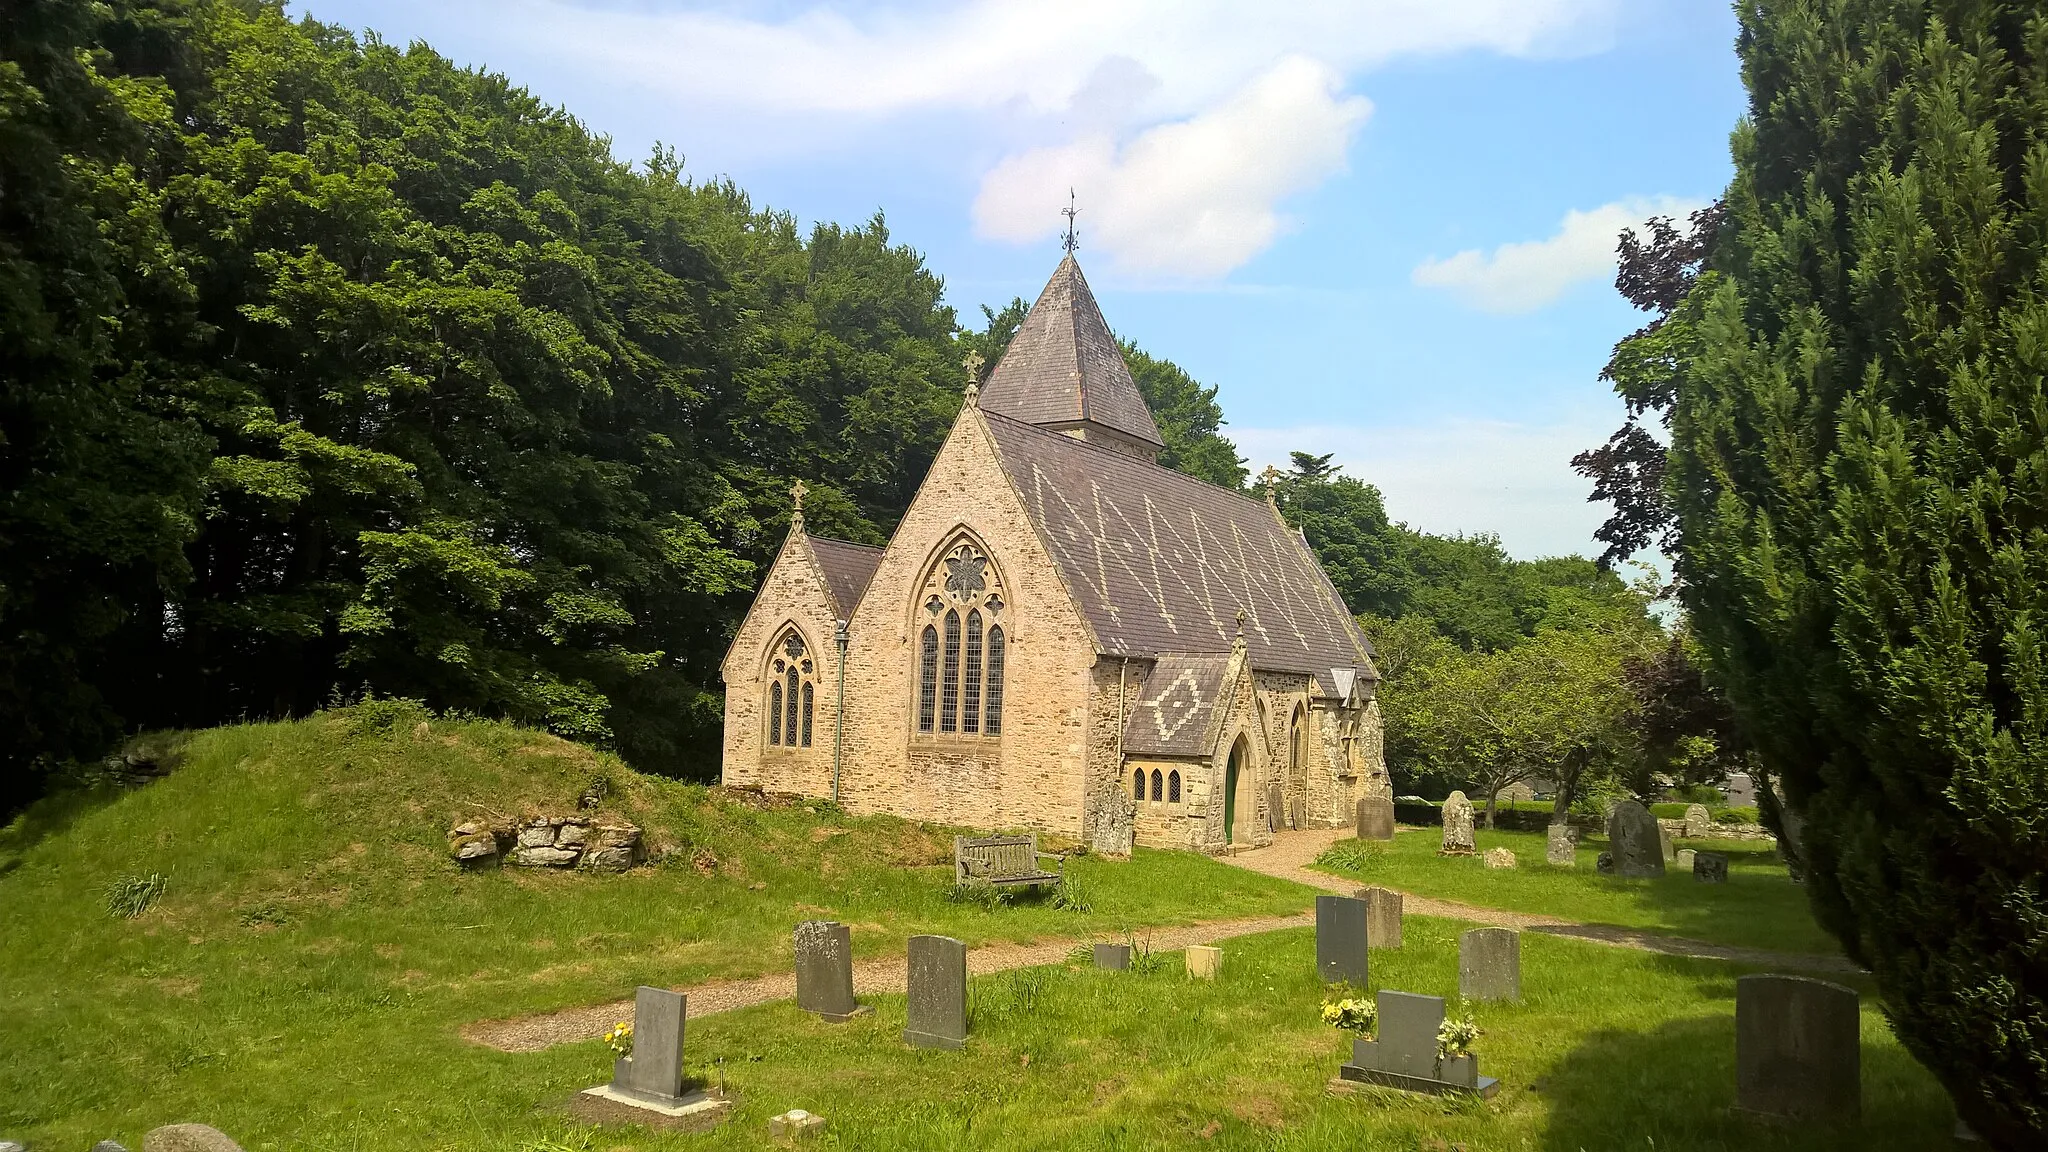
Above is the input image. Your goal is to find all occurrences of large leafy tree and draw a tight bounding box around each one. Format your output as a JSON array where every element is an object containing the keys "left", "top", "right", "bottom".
[{"left": 1663, "top": 5, "right": 2048, "bottom": 1144}]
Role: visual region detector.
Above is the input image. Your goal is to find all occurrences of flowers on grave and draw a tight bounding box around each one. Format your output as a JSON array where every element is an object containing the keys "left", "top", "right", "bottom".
[
  {"left": 603, "top": 1020, "right": 634, "bottom": 1056},
  {"left": 1436, "top": 1014, "right": 1480, "bottom": 1057},
  {"left": 1321, "top": 995, "right": 1377, "bottom": 1036}
]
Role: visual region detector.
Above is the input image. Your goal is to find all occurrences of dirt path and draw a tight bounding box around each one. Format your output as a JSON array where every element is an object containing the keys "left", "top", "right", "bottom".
[
  {"left": 462, "top": 910, "right": 1312, "bottom": 1053},
  {"left": 464, "top": 828, "right": 1855, "bottom": 1054},
  {"left": 1219, "top": 827, "right": 1861, "bottom": 974}
]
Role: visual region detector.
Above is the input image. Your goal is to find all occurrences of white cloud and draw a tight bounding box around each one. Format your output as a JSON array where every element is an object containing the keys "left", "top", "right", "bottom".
[
  {"left": 971, "top": 58, "right": 1370, "bottom": 279},
  {"left": 1412, "top": 196, "right": 1708, "bottom": 313},
  {"left": 1234, "top": 417, "right": 1624, "bottom": 562}
]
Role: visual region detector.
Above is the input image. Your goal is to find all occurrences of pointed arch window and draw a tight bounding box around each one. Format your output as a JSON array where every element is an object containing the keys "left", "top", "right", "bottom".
[
  {"left": 766, "top": 629, "right": 815, "bottom": 749},
  {"left": 1168, "top": 770, "right": 1181, "bottom": 803},
  {"left": 1150, "top": 768, "right": 1163, "bottom": 802},
  {"left": 913, "top": 539, "right": 1009, "bottom": 742},
  {"left": 1132, "top": 767, "right": 1145, "bottom": 800}
]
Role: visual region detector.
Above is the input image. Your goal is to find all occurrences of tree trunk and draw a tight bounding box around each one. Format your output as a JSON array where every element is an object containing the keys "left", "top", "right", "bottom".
[{"left": 1483, "top": 791, "right": 1497, "bottom": 829}]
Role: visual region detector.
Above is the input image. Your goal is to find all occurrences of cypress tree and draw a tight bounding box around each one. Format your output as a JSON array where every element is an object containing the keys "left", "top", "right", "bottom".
[{"left": 1666, "top": 3, "right": 2047, "bottom": 1143}]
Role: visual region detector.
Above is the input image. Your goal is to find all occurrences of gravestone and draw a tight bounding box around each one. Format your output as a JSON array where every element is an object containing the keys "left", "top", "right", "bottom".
[
  {"left": 1660, "top": 826, "right": 1677, "bottom": 863},
  {"left": 1186, "top": 945, "right": 1221, "bottom": 979},
  {"left": 1337, "top": 990, "right": 1499, "bottom": 1098},
  {"left": 1676, "top": 848, "right": 1697, "bottom": 872},
  {"left": 1356, "top": 793, "right": 1395, "bottom": 841},
  {"left": 1606, "top": 800, "right": 1665, "bottom": 878},
  {"left": 1736, "top": 974, "right": 1860, "bottom": 1122},
  {"left": 1684, "top": 803, "right": 1713, "bottom": 838},
  {"left": 904, "top": 935, "right": 966, "bottom": 1050},
  {"left": 91, "top": 1143, "right": 129, "bottom": 1152},
  {"left": 794, "top": 921, "right": 869, "bottom": 1021},
  {"left": 0, "top": 1141, "right": 22, "bottom": 1152},
  {"left": 1695, "top": 852, "right": 1730, "bottom": 884},
  {"left": 769, "top": 1110, "right": 827, "bottom": 1143},
  {"left": 1439, "top": 792, "right": 1476, "bottom": 856},
  {"left": 1356, "top": 885, "right": 1403, "bottom": 949},
  {"left": 1094, "top": 942, "right": 1131, "bottom": 970},
  {"left": 1458, "top": 928, "right": 1521, "bottom": 1001},
  {"left": 1266, "top": 783, "right": 1285, "bottom": 832},
  {"left": 1545, "top": 823, "right": 1576, "bottom": 866},
  {"left": 572, "top": 986, "right": 730, "bottom": 1128},
  {"left": 144, "top": 1125, "right": 244, "bottom": 1152},
  {"left": 1315, "top": 895, "right": 1370, "bottom": 985},
  {"left": 1482, "top": 847, "right": 1517, "bottom": 869},
  {"left": 1595, "top": 851, "right": 1615, "bottom": 875}
]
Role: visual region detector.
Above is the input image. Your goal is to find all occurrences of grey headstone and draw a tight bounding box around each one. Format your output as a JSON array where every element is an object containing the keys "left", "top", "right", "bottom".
[
  {"left": 1660, "top": 825, "right": 1677, "bottom": 862},
  {"left": 1545, "top": 823, "right": 1576, "bottom": 866},
  {"left": 794, "top": 920, "right": 861, "bottom": 1020},
  {"left": 93, "top": 1143, "right": 130, "bottom": 1152},
  {"left": 1440, "top": 791, "right": 1476, "bottom": 855},
  {"left": 1315, "top": 895, "right": 1369, "bottom": 985},
  {"left": 1695, "top": 851, "right": 1730, "bottom": 884},
  {"left": 1356, "top": 885, "right": 1403, "bottom": 950},
  {"left": 611, "top": 986, "right": 686, "bottom": 1104},
  {"left": 1375, "top": 990, "right": 1445, "bottom": 1079},
  {"left": 1684, "top": 803, "right": 1713, "bottom": 838},
  {"left": 143, "top": 1124, "right": 245, "bottom": 1152},
  {"left": 1676, "top": 848, "right": 1697, "bottom": 872},
  {"left": 1093, "top": 942, "right": 1131, "bottom": 970},
  {"left": 1458, "top": 927, "right": 1521, "bottom": 1001},
  {"left": 1356, "top": 793, "right": 1395, "bottom": 841},
  {"left": 1736, "top": 974, "right": 1860, "bottom": 1122},
  {"left": 904, "top": 935, "right": 966, "bottom": 1050},
  {"left": 1606, "top": 800, "right": 1665, "bottom": 878}
]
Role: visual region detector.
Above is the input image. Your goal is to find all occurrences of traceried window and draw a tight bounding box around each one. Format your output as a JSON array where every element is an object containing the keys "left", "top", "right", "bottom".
[
  {"left": 912, "top": 538, "right": 1009, "bottom": 742},
  {"left": 766, "top": 629, "right": 815, "bottom": 748}
]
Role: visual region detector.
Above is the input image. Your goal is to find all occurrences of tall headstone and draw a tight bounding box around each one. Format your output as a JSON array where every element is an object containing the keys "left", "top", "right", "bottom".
[
  {"left": 1546, "top": 823, "right": 1576, "bottom": 866},
  {"left": 1356, "top": 793, "right": 1395, "bottom": 841},
  {"left": 1439, "top": 792, "right": 1476, "bottom": 856},
  {"left": 794, "top": 920, "right": 868, "bottom": 1021},
  {"left": 1458, "top": 928, "right": 1521, "bottom": 1001},
  {"left": 904, "top": 935, "right": 967, "bottom": 1050},
  {"left": 1736, "top": 974, "right": 1860, "bottom": 1122},
  {"left": 1093, "top": 942, "right": 1131, "bottom": 970},
  {"left": 1684, "top": 803, "right": 1713, "bottom": 838},
  {"left": 1660, "top": 825, "right": 1677, "bottom": 863},
  {"left": 613, "top": 986, "right": 687, "bottom": 1104},
  {"left": 1315, "top": 895, "right": 1369, "bottom": 985},
  {"left": 1606, "top": 800, "right": 1666, "bottom": 878},
  {"left": 1695, "top": 852, "right": 1730, "bottom": 884},
  {"left": 1355, "top": 886, "right": 1403, "bottom": 950}
]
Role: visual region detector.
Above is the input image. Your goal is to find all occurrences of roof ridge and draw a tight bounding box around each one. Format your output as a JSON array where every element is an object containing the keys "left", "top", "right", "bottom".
[
  {"left": 977, "top": 407, "right": 1262, "bottom": 509},
  {"left": 805, "top": 532, "right": 885, "bottom": 553}
]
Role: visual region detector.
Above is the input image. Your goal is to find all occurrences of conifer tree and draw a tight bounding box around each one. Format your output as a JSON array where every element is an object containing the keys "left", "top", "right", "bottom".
[{"left": 1665, "top": 4, "right": 2047, "bottom": 1143}]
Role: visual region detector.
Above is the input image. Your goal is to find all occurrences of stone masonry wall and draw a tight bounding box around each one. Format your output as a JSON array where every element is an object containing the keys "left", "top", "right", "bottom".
[{"left": 719, "top": 533, "right": 843, "bottom": 798}]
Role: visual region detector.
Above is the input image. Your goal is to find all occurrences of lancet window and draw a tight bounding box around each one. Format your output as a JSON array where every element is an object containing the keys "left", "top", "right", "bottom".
[
  {"left": 914, "top": 538, "right": 1008, "bottom": 739},
  {"left": 766, "top": 629, "right": 815, "bottom": 748}
]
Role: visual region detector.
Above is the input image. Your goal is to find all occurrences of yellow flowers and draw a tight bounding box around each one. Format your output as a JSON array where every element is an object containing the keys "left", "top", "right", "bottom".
[
  {"left": 1321, "top": 996, "right": 1376, "bottom": 1036},
  {"left": 603, "top": 1021, "right": 633, "bottom": 1056}
]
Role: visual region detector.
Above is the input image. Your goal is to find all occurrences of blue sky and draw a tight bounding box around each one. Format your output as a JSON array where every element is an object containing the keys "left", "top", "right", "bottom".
[{"left": 290, "top": 0, "right": 1744, "bottom": 563}]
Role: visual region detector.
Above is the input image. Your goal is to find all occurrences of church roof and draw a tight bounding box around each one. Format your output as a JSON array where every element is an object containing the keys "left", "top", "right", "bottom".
[
  {"left": 1122, "top": 655, "right": 1233, "bottom": 757},
  {"left": 977, "top": 255, "right": 1165, "bottom": 450},
  {"left": 982, "top": 410, "right": 1375, "bottom": 695},
  {"left": 808, "top": 534, "right": 884, "bottom": 620}
]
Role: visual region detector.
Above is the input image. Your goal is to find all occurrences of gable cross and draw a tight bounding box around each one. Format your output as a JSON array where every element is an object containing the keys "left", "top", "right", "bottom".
[{"left": 790, "top": 479, "right": 808, "bottom": 512}]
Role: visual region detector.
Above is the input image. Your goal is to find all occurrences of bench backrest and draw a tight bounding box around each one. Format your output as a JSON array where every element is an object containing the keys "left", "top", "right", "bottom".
[{"left": 955, "top": 834, "right": 1042, "bottom": 883}]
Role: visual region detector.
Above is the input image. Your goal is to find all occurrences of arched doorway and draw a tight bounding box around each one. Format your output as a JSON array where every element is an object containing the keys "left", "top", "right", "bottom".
[{"left": 1224, "top": 736, "right": 1249, "bottom": 845}]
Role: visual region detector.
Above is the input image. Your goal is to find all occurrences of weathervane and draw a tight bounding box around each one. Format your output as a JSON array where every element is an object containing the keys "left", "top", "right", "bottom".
[{"left": 1061, "top": 189, "right": 1080, "bottom": 253}]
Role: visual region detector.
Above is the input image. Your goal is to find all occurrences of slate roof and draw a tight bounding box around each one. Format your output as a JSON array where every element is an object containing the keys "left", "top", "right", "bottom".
[
  {"left": 982, "top": 410, "right": 1376, "bottom": 696},
  {"left": 977, "top": 255, "right": 1165, "bottom": 450},
  {"left": 1122, "top": 655, "right": 1232, "bottom": 757},
  {"left": 808, "top": 534, "right": 885, "bottom": 620}
]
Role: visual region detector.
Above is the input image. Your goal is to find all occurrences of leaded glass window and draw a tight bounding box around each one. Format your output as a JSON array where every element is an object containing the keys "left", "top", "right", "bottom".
[
  {"left": 800, "top": 682, "right": 814, "bottom": 747},
  {"left": 766, "top": 627, "right": 817, "bottom": 750},
  {"left": 1133, "top": 767, "right": 1145, "bottom": 799},
  {"left": 918, "top": 625, "right": 938, "bottom": 732},
  {"left": 1168, "top": 771, "right": 1181, "bottom": 803},
  {"left": 786, "top": 667, "right": 799, "bottom": 744},
  {"left": 962, "top": 610, "right": 983, "bottom": 734},
  {"left": 984, "top": 625, "right": 1005, "bottom": 735},
  {"left": 769, "top": 682, "right": 784, "bottom": 746},
  {"left": 1150, "top": 768, "right": 1163, "bottom": 802},
  {"left": 940, "top": 610, "right": 961, "bottom": 733}
]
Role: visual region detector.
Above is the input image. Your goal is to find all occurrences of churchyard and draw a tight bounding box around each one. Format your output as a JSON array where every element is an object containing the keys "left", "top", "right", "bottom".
[{"left": 0, "top": 707, "right": 1969, "bottom": 1148}]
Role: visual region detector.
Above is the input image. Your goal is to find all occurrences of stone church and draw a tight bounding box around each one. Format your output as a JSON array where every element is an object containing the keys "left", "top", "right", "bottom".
[{"left": 719, "top": 254, "right": 1387, "bottom": 854}]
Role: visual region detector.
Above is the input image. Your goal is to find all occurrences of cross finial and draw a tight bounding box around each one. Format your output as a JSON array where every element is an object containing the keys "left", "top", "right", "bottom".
[
  {"left": 790, "top": 479, "right": 808, "bottom": 512},
  {"left": 1061, "top": 189, "right": 1080, "bottom": 254},
  {"left": 963, "top": 350, "right": 985, "bottom": 380},
  {"left": 1261, "top": 464, "right": 1284, "bottom": 491},
  {"left": 1235, "top": 607, "right": 1247, "bottom": 639}
]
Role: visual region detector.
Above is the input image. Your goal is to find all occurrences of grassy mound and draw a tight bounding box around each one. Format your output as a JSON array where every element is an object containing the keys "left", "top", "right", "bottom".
[{"left": 0, "top": 707, "right": 1310, "bottom": 1145}]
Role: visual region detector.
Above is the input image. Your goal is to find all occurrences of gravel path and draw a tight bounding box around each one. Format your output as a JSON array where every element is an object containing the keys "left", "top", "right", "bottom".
[{"left": 463, "top": 827, "right": 1854, "bottom": 1054}]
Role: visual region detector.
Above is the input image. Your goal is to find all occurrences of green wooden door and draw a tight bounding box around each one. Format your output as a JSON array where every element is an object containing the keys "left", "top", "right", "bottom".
[{"left": 1223, "top": 743, "right": 1241, "bottom": 844}]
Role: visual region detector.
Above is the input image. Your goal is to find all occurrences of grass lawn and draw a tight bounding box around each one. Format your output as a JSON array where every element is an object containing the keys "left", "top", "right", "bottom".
[
  {"left": 0, "top": 709, "right": 1309, "bottom": 1146},
  {"left": 1314, "top": 826, "right": 1840, "bottom": 956}
]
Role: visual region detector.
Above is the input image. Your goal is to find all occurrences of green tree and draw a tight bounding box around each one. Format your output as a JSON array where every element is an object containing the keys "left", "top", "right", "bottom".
[{"left": 1663, "top": 6, "right": 2048, "bottom": 1143}]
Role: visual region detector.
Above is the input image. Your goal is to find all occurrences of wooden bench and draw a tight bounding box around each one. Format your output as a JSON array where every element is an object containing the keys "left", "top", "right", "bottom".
[{"left": 954, "top": 833, "right": 1063, "bottom": 889}]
